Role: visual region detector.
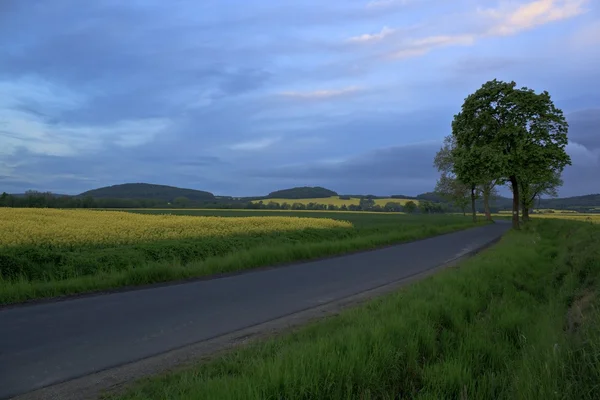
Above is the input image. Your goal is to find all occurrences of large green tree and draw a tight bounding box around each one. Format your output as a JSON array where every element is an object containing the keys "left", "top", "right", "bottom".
[{"left": 450, "top": 79, "right": 571, "bottom": 229}]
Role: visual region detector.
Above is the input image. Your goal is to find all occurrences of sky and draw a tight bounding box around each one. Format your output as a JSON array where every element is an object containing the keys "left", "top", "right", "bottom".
[{"left": 1, "top": 0, "right": 599, "bottom": 197}]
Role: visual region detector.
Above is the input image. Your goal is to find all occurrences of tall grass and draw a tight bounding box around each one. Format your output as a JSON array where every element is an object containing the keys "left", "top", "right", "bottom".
[
  {"left": 0, "top": 214, "right": 480, "bottom": 305},
  {"left": 111, "top": 219, "right": 600, "bottom": 400}
]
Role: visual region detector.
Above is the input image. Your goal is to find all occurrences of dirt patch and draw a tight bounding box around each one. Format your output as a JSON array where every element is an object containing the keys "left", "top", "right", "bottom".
[{"left": 566, "top": 289, "right": 596, "bottom": 334}]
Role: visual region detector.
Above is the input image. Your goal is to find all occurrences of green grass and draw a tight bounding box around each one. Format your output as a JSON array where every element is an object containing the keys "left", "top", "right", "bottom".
[
  {"left": 110, "top": 219, "right": 600, "bottom": 400},
  {"left": 0, "top": 212, "right": 482, "bottom": 305}
]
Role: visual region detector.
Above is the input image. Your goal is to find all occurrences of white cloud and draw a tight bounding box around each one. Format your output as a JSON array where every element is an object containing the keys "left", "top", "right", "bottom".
[
  {"left": 387, "top": 34, "right": 476, "bottom": 59},
  {"left": 0, "top": 110, "right": 170, "bottom": 156},
  {"left": 352, "top": 0, "right": 588, "bottom": 60},
  {"left": 229, "top": 137, "right": 280, "bottom": 151},
  {"left": 479, "top": 0, "right": 589, "bottom": 36},
  {"left": 567, "top": 141, "right": 600, "bottom": 166},
  {"left": 348, "top": 26, "right": 396, "bottom": 43},
  {"left": 279, "top": 86, "right": 362, "bottom": 99}
]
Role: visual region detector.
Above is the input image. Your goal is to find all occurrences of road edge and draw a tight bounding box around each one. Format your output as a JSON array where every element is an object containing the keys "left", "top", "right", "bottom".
[{"left": 12, "top": 232, "right": 505, "bottom": 400}]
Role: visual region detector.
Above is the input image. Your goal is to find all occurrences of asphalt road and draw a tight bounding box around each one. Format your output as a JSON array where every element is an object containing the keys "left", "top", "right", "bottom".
[{"left": 0, "top": 222, "right": 510, "bottom": 399}]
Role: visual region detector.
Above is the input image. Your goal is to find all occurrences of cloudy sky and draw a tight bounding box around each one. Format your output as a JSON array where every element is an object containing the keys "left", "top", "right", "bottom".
[{"left": 1, "top": 0, "right": 599, "bottom": 197}]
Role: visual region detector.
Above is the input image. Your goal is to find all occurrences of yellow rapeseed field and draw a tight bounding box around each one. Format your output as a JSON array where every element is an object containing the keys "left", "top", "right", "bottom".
[
  {"left": 253, "top": 196, "right": 419, "bottom": 207},
  {"left": 0, "top": 208, "right": 353, "bottom": 247}
]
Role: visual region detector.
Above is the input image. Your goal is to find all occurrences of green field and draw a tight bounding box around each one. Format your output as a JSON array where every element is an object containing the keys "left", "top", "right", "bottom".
[
  {"left": 111, "top": 219, "right": 600, "bottom": 400},
  {"left": 0, "top": 210, "right": 482, "bottom": 305}
]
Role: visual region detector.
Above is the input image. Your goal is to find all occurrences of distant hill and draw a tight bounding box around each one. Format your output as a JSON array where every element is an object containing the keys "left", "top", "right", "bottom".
[
  {"left": 417, "top": 191, "right": 600, "bottom": 212},
  {"left": 480, "top": 193, "right": 600, "bottom": 211},
  {"left": 539, "top": 194, "right": 600, "bottom": 209},
  {"left": 267, "top": 186, "right": 338, "bottom": 199},
  {"left": 79, "top": 183, "right": 215, "bottom": 202}
]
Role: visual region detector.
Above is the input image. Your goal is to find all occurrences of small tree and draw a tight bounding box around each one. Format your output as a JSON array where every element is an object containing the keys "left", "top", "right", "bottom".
[
  {"left": 404, "top": 201, "right": 417, "bottom": 213},
  {"left": 0, "top": 192, "right": 8, "bottom": 207},
  {"left": 359, "top": 198, "right": 375, "bottom": 211},
  {"left": 384, "top": 202, "right": 402, "bottom": 212},
  {"left": 435, "top": 173, "right": 470, "bottom": 216},
  {"left": 519, "top": 171, "right": 563, "bottom": 222},
  {"left": 434, "top": 135, "right": 489, "bottom": 221}
]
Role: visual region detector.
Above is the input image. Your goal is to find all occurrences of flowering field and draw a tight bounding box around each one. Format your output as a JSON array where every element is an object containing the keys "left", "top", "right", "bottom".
[
  {"left": 0, "top": 208, "right": 351, "bottom": 247},
  {"left": 531, "top": 213, "right": 600, "bottom": 223}
]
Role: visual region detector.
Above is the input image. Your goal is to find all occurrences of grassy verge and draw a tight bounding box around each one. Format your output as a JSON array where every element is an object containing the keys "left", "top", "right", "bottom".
[
  {"left": 111, "top": 219, "right": 600, "bottom": 400},
  {"left": 0, "top": 214, "right": 481, "bottom": 305}
]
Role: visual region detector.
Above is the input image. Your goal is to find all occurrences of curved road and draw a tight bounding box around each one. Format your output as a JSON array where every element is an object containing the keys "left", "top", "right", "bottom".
[{"left": 0, "top": 222, "right": 509, "bottom": 399}]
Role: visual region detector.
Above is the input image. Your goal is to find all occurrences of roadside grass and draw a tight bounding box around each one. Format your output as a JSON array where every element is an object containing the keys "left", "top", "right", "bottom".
[
  {"left": 0, "top": 214, "right": 481, "bottom": 305},
  {"left": 110, "top": 219, "right": 600, "bottom": 400}
]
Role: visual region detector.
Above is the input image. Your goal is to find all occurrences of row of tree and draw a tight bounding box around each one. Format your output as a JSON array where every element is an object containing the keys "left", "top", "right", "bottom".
[
  {"left": 0, "top": 191, "right": 248, "bottom": 209},
  {"left": 0, "top": 191, "right": 454, "bottom": 214},
  {"left": 433, "top": 79, "right": 571, "bottom": 229},
  {"left": 247, "top": 198, "right": 449, "bottom": 213},
  {"left": 248, "top": 198, "right": 436, "bottom": 213}
]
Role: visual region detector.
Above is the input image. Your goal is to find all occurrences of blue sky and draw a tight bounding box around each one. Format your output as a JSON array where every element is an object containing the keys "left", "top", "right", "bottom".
[{"left": 1, "top": 0, "right": 599, "bottom": 197}]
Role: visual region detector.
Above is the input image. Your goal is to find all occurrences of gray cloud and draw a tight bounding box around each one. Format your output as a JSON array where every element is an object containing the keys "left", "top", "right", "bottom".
[
  {"left": 1, "top": 0, "right": 599, "bottom": 198},
  {"left": 244, "top": 141, "right": 442, "bottom": 195},
  {"left": 567, "top": 108, "right": 600, "bottom": 151}
]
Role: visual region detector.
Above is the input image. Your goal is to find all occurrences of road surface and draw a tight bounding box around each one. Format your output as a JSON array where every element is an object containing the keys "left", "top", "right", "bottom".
[{"left": 0, "top": 222, "right": 510, "bottom": 399}]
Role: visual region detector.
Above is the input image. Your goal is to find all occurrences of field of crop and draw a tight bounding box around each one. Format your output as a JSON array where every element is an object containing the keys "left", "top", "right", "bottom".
[
  {"left": 491, "top": 212, "right": 600, "bottom": 224},
  {"left": 532, "top": 213, "right": 600, "bottom": 223},
  {"left": 0, "top": 209, "right": 481, "bottom": 305},
  {"left": 0, "top": 208, "right": 351, "bottom": 247},
  {"left": 252, "top": 196, "right": 419, "bottom": 206},
  {"left": 114, "top": 218, "right": 600, "bottom": 400}
]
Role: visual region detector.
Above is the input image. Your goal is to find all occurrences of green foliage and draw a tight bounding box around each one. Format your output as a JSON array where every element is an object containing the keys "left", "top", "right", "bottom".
[
  {"left": 449, "top": 79, "right": 572, "bottom": 228},
  {"left": 404, "top": 201, "right": 417, "bottom": 213},
  {"left": 267, "top": 186, "right": 338, "bottom": 199},
  {"left": 519, "top": 171, "right": 563, "bottom": 216},
  {"left": 384, "top": 202, "right": 403, "bottom": 212},
  {"left": 435, "top": 174, "right": 470, "bottom": 214},
  {"left": 112, "top": 220, "right": 600, "bottom": 400},
  {"left": 358, "top": 197, "right": 375, "bottom": 210}
]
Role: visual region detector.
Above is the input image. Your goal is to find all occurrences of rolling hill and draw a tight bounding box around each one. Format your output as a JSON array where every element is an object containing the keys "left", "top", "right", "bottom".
[
  {"left": 267, "top": 186, "right": 338, "bottom": 199},
  {"left": 78, "top": 183, "right": 215, "bottom": 202}
]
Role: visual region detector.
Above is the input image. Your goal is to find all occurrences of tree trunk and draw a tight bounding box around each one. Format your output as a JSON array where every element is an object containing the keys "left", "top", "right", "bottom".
[
  {"left": 483, "top": 191, "right": 492, "bottom": 221},
  {"left": 471, "top": 186, "right": 477, "bottom": 223},
  {"left": 521, "top": 200, "right": 530, "bottom": 222},
  {"left": 510, "top": 176, "right": 520, "bottom": 230}
]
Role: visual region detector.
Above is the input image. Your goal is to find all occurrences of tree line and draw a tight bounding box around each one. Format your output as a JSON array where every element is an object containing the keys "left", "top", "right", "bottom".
[
  {"left": 433, "top": 79, "right": 571, "bottom": 229},
  {"left": 244, "top": 198, "right": 446, "bottom": 213},
  {"left": 0, "top": 191, "right": 247, "bottom": 209},
  {"left": 0, "top": 191, "right": 455, "bottom": 214}
]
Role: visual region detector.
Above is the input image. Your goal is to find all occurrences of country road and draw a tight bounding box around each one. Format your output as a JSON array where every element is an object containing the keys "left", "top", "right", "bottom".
[{"left": 0, "top": 221, "right": 510, "bottom": 400}]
